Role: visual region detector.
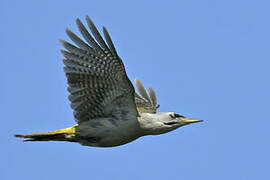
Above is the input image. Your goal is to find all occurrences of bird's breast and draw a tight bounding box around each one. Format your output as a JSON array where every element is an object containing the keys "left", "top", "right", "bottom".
[{"left": 75, "top": 117, "right": 142, "bottom": 147}]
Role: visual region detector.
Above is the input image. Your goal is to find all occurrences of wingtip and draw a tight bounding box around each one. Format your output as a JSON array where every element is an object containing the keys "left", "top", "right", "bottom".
[
  {"left": 60, "top": 49, "right": 66, "bottom": 54},
  {"left": 85, "top": 16, "right": 93, "bottom": 25},
  {"left": 85, "top": 15, "right": 91, "bottom": 22},
  {"left": 134, "top": 78, "right": 140, "bottom": 83},
  {"left": 135, "top": 78, "right": 144, "bottom": 88},
  {"left": 65, "top": 28, "right": 71, "bottom": 35},
  {"left": 102, "top": 26, "right": 107, "bottom": 32},
  {"left": 76, "top": 18, "right": 83, "bottom": 26},
  {"left": 134, "top": 78, "right": 140, "bottom": 87},
  {"left": 59, "top": 38, "right": 65, "bottom": 45}
]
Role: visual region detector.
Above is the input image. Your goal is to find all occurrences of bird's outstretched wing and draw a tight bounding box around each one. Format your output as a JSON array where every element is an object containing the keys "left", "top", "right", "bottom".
[
  {"left": 60, "top": 16, "right": 138, "bottom": 123},
  {"left": 134, "top": 78, "right": 160, "bottom": 113}
]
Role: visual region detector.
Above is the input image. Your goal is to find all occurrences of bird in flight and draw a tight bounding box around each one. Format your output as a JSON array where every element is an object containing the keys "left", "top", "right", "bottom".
[{"left": 15, "top": 16, "right": 203, "bottom": 147}]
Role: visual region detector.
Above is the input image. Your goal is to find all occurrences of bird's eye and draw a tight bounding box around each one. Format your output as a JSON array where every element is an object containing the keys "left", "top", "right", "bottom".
[
  {"left": 175, "top": 113, "right": 185, "bottom": 118},
  {"left": 170, "top": 113, "right": 185, "bottom": 118}
]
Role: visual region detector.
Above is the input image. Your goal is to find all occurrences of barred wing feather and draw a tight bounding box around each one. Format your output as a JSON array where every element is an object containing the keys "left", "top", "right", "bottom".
[{"left": 60, "top": 16, "right": 138, "bottom": 123}]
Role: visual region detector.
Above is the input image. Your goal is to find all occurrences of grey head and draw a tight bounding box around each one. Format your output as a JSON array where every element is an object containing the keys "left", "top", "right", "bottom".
[{"left": 139, "top": 112, "right": 203, "bottom": 135}]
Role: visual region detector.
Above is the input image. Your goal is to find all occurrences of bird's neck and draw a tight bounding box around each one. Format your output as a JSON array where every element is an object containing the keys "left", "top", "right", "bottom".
[{"left": 138, "top": 113, "right": 165, "bottom": 135}]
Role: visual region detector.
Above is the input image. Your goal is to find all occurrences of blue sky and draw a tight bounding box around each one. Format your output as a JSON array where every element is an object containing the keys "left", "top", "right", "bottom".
[{"left": 2, "top": 0, "right": 270, "bottom": 179}]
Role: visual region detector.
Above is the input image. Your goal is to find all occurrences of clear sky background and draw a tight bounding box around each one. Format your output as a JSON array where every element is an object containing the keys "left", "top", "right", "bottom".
[{"left": 2, "top": 0, "right": 270, "bottom": 179}]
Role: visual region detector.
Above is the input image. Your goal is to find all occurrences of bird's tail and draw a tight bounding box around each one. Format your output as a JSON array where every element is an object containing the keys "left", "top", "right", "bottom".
[{"left": 14, "top": 125, "right": 78, "bottom": 142}]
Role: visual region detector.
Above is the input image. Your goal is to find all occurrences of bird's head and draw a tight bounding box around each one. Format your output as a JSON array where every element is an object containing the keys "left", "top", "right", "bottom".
[
  {"left": 160, "top": 112, "right": 203, "bottom": 131},
  {"left": 139, "top": 112, "right": 203, "bottom": 135}
]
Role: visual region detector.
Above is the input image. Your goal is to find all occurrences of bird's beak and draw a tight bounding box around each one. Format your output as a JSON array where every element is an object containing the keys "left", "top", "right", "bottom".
[{"left": 181, "top": 118, "right": 203, "bottom": 124}]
